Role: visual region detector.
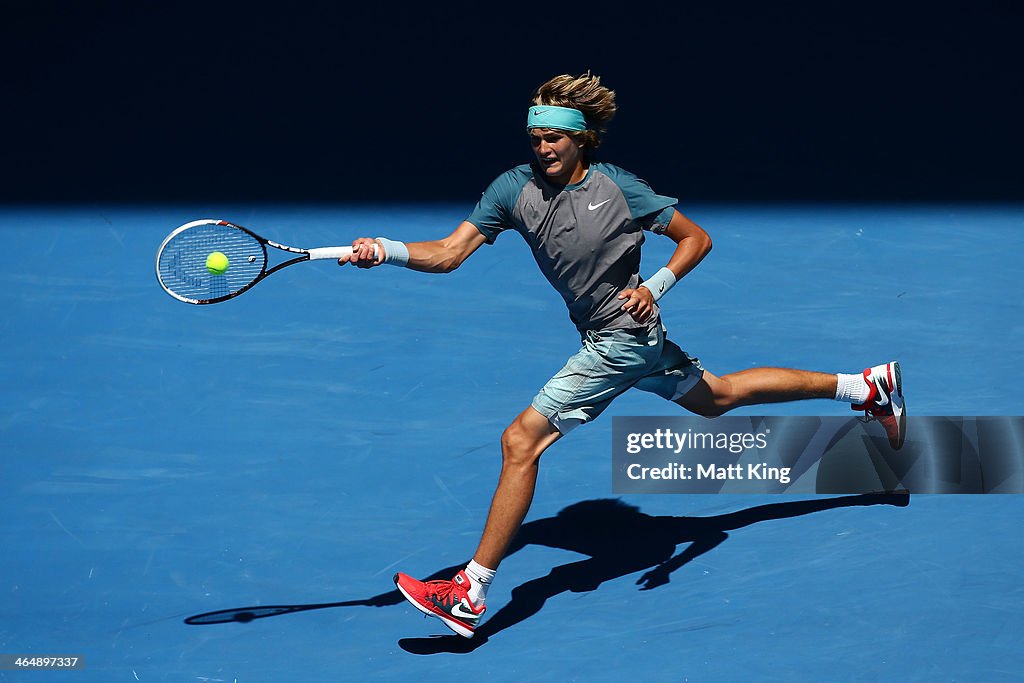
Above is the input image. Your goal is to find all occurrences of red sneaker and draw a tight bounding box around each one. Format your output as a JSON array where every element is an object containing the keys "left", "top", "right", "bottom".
[
  {"left": 853, "top": 361, "right": 906, "bottom": 450},
  {"left": 394, "top": 570, "right": 485, "bottom": 638}
]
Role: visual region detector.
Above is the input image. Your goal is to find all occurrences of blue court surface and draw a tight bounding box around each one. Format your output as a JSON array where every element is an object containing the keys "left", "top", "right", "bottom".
[{"left": 2, "top": 204, "right": 1022, "bottom": 681}]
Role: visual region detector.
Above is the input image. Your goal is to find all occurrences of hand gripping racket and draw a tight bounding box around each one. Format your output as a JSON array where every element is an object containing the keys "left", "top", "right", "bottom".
[{"left": 155, "top": 219, "right": 376, "bottom": 304}]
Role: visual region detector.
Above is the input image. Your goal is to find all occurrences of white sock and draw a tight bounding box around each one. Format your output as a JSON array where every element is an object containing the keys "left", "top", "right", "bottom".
[
  {"left": 464, "top": 559, "right": 496, "bottom": 605},
  {"left": 835, "top": 372, "right": 870, "bottom": 404}
]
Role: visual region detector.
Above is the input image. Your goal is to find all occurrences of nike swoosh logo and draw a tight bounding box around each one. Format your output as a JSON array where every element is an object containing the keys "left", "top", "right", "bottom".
[
  {"left": 874, "top": 387, "right": 890, "bottom": 408},
  {"left": 588, "top": 199, "right": 612, "bottom": 211},
  {"left": 450, "top": 600, "right": 480, "bottom": 620}
]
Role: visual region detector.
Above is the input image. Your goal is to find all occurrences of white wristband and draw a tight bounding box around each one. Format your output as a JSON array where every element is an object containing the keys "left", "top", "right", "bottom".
[
  {"left": 640, "top": 267, "right": 677, "bottom": 302},
  {"left": 375, "top": 237, "right": 409, "bottom": 267}
]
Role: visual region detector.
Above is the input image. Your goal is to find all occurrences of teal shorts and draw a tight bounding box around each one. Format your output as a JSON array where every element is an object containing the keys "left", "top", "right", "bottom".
[{"left": 531, "top": 325, "right": 704, "bottom": 434}]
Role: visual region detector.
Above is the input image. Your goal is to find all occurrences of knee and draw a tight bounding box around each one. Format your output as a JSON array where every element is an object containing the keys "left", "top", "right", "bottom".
[
  {"left": 683, "top": 379, "right": 735, "bottom": 418},
  {"left": 500, "top": 420, "right": 544, "bottom": 469}
]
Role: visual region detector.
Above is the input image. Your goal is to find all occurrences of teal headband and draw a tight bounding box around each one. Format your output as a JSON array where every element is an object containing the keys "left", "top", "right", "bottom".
[{"left": 527, "top": 105, "right": 588, "bottom": 132}]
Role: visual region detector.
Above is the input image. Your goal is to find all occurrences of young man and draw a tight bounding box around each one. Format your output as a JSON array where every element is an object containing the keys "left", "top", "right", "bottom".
[{"left": 341, "top": 73, "right": 906, "bottom": 638}]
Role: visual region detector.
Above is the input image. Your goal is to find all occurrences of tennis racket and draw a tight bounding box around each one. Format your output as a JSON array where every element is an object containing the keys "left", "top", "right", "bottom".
[{"left": 155, "top": 219, "right": 376, "bottom": 304}]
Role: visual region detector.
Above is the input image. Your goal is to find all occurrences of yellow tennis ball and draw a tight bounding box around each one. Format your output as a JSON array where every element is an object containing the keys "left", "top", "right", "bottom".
[{"left": 206, "top": 251, "right": 229, "bottom": 275}]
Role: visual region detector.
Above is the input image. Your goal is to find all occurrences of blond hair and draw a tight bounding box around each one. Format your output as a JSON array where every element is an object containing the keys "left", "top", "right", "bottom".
[{"left": 531, "top": 72, "right": 617, "bottom": 152}]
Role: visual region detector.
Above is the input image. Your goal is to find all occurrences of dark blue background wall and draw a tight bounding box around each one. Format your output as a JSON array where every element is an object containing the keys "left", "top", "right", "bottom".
[{"left": 4, "top": 1, "right": 1021, "bottom": 202}]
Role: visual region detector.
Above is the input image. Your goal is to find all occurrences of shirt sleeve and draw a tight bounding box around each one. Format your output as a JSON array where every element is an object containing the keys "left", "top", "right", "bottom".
[
  {"left": 599, "top": 163, "right": 678, "bottom": 234},
  {"left": 466, "top": 168, "right": 526, "bottom": 244},
  {"left": 637, "top": 206, "right": 676, "bottom": 234}
]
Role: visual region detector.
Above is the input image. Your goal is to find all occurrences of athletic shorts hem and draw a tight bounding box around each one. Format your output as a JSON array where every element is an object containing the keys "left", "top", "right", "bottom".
[{"left": 531, "top": 326, "right": 702, "bottom": 432}]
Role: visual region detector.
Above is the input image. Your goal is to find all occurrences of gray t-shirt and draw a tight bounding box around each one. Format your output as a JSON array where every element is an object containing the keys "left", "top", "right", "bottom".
[{"left": 467, "top": 162, "right": 677, "bottom": 332}]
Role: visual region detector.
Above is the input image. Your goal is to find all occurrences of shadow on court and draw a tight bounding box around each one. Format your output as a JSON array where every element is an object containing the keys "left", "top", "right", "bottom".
[{"left": 184, "top": 493, "right": 908, "bottom": 653}]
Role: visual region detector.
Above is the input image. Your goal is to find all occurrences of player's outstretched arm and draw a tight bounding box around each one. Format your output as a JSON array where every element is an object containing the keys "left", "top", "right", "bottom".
[{"left": 341, "top": 221, "right": 487, "bottom": 273}]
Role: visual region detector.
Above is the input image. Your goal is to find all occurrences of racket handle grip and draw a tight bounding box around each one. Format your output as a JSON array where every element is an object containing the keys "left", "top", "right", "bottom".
[{"left": 307, "top": 245, "right": 379, "bottom": 261}]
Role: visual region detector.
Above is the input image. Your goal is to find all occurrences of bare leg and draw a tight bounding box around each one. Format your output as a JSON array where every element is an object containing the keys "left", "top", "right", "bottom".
[
  {"left": 677, "top": 368, "right": 838, "bottom": 417},
  {"left": 472, "top": 407, "right": 562, "bottom": 569}
]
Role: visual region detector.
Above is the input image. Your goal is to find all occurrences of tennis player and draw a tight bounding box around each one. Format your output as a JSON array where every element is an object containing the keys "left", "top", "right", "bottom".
[{"left": 341, "top": 73, "right": 906, "bottom": 638}]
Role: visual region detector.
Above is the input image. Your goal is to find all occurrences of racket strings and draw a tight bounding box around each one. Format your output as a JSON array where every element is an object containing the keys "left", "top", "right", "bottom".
[{"left": 157, "top": 223, "right": 267, "bottom": 302}]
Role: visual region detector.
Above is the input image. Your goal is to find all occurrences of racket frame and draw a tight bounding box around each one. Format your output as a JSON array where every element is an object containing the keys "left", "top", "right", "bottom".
[{"left": 155, "top": 219, "right": 361, "bottom": 305}]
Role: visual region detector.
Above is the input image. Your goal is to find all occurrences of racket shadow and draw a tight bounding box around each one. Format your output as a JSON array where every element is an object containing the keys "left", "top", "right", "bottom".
[{"left": 183, "top": 563, "right": 465, "bottom": 626}]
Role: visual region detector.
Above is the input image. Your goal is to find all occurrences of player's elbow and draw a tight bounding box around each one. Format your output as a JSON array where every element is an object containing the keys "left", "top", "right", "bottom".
[
  {"left": 691, "top": 227, "right": 712, "bottom": 257},
  {"left": 436, "top": 244, "right": 473, "bottom": 273},
  {"left": 701, "top": 232, "right": 713, "bottom": 256},
  {"left": 439, "top": 252, "right": 465, "bottom": 273}
]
